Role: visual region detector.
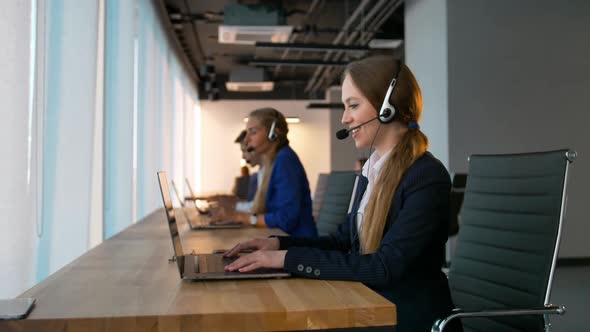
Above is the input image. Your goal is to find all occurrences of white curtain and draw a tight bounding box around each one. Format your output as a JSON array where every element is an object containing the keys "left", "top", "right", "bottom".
[
  {"left": 0, "top": 0, "right": 200, "bottom": 298},
  {"left": 0, "top": 0, "right": 37, "bottom": 298},
  {"left": 103, "top": 0, "right": 136, "bottom": 238},
  {"left": 36, "top": 0, "right": 101, "bottom": 281},
  {"left": 133, "top": 0, "right": 200, "bottom": 218},
  {"left": 0, "top": 0, "right": 104, "bottom": 296}
]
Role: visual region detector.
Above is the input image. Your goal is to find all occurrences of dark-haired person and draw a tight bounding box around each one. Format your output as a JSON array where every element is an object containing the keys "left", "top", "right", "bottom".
[
  {"left": 239, "top": 129, "right": 260, "bottom": 201},
  {"left": 212, "top": 108, "right": 317, "bottom": 238},
  {"left": 231, "top": 165, "right": 250, "bottom": 200},
  {"left": 222, "top": 56, "right": 461, "bottom": 332},
  {"left": 234, "top": 130, "right": 262, "bottom": 212},
  {"left": 209, "top": 130, "right": 258, "bottom": 210}
]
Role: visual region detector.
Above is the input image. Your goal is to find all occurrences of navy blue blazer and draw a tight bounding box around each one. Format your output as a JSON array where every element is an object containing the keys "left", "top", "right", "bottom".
[
  {"left": 279, "top": 152, "right": 460, "bottom": 332},
  {"left": 264, "top": 145, "right": 317, "bottom": 237}
]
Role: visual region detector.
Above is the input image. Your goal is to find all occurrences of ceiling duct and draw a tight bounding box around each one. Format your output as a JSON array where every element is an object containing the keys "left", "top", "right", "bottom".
[
  {"left": 218, "top": 3, "right": 292, "bottom": 45},
  {"left": 225, "top": 67, "right": 274, "bottom": 92}
]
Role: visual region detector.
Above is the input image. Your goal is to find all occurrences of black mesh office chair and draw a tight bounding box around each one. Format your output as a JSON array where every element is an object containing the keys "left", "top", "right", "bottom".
[
  {"left": 316, "top": 171, "right": 357, "bottom": 236},
  {"left": 446, "top": 173, "right": 467, "bottom": 268},
  {"left": 312, "top": 173, "right": 330, "bottom": 222},
  {"left": 432, "top": 150, "right": 575, "bottom": 332},
  {"left": 449, "top": 173, "right": 467, "bottom": 236}
]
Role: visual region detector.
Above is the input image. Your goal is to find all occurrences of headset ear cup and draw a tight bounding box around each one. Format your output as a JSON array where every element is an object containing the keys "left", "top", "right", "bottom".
[
  {"left": 379, "top": 76, "right": 398, "bottom": 124},
  {"left": 379, "top": 107, "right": 396, "bottom": 123},
  {"left": 268, "top": 119, "right": 277, "bottom": 141}
]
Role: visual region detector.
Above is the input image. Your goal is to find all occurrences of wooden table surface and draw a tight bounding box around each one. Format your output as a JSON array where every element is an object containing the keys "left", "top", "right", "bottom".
[{"left": 1, "top": 209, "right": 396, "bottom": 331}]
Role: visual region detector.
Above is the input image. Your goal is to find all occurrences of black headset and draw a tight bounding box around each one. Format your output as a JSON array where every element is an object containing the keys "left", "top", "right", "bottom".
[
  {"left": 267, "top": 110, "right": 279, "bottom": 141},
  {"left": 378, "top": 61, "right": 403, "bottom": 124}
]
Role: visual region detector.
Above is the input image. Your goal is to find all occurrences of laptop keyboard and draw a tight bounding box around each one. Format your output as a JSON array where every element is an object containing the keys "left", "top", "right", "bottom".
[
  {"left": 196, "top": 255, "right": 282, "bottom": 275},
  {"left": 196, "top": 255, "right": 237, "bottom": 273}
]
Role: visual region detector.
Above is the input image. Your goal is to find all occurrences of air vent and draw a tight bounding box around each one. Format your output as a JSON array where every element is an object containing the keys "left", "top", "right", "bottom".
[{"left": 218, "top": 25, "right": 292, "bottom": 45}]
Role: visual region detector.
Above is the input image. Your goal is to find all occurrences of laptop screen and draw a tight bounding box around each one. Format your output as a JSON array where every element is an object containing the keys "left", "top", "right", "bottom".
[
  {"left": 157, "top": 172, "right": 184, "bottom": 258},
  {"left": 170, "top": 180, "right": 186, "bottom": 207},
  {"left": 185, "top": 178, "right": 196, "bottom": 198}
]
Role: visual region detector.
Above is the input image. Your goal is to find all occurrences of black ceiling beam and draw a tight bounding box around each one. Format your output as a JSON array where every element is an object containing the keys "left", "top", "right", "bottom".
[
  {"left": 306, "top": 103, "right": 344, "bottom": 109},
  {"left": 249, "top": 59, "right": 348, "bottom": 67},
  {"left": 255, "top": 42, "right": 369, "bottom": 54}
]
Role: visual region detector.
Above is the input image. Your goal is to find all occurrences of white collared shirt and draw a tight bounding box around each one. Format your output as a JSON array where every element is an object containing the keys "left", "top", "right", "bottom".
[
  {"left": 235, "top": 166, "right": 265, "bottom": 213},
  {"left": 357, "top": 149, "right": 392, "bottom": 232}
]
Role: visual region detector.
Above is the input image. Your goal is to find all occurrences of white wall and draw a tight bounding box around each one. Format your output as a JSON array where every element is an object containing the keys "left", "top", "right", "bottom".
[
  {"left": 327, "top": 87, "right": 363, "bottom": 171},
  {"left": 405, "top": 0, "right": 590, "bottom": 258},
  {"left": 446, "top": 0, "right": 590, "bottom": 258},
  {"left": 405, "top": 0, "right": 449, "bottom": 168},
  {"left": 199, "top": 100, "right": 331, "bottom": 197}
]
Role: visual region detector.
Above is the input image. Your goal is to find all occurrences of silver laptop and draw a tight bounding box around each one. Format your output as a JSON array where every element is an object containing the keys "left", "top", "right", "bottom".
[
  {"left": 157, "top": 171, "right": 290, "bottom": 280},
  {"left": 170, "top": 179, "right": 242, "bottom": 230}
]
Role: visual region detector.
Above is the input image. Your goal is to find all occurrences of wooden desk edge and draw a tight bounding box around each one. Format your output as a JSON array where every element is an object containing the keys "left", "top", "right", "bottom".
[{"left": 0, "top": 305, "right": 396, "bottom": 332}]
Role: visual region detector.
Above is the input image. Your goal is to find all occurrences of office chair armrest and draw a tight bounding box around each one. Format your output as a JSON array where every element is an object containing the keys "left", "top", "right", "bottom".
[{"left": 431, "top": 305, "right": 566, "bottom": 332}]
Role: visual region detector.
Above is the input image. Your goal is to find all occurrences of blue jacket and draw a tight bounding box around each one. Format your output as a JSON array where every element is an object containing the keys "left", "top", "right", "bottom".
[
  {"left": 264, "top": 145, "right": 317, "bottom": 237},
  {"left": 279, "top": 152, "right": 461, "bottom": 332}
]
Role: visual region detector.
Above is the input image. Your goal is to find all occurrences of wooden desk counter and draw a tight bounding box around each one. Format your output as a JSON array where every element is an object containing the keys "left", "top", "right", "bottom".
[{"left": 1, "top": 209, "right": 396, "bottom": 331}]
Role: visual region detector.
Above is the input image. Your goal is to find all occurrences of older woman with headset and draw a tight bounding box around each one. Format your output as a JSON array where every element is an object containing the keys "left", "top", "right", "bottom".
[
  {"left": 222, "top": 56, "right": 462, "bottom": 332},
  {"left": 212, "top": 107, "right": 318, "bottom": 238}
]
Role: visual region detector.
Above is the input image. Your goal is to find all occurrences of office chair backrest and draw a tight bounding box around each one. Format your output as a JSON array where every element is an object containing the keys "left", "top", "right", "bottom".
[
  {"left": 448, "top": 150, "right": 575, "bottom": 331},
  {"left": 316, "top": 171, "right": 357, "bottom": 235},
  {"left": 312, "top": 173, "right": 330, "bottom": 222},
  {"left": 449, "top": 173, "right": 467, "bottom": 236},
  {"left": 233, "top": 175, "right": 250, "bottom": 200}
]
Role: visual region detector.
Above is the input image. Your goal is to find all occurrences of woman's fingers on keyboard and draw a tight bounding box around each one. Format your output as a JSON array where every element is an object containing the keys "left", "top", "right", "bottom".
[{"left": 223, "top": 243, "right": 243, "bottom": 257}]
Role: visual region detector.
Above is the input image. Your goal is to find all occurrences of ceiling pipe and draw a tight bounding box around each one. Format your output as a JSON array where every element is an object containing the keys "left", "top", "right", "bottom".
[
  {"left": 306, "top": 0, "right": 400, "bottom": 94},
  {"left": 303, "top": 0, "right": 373, "bottom": 92},
  {"left": 184, "top": 0, "right": 206, "bottom": 65},
  {"left": 311, "top": 0, "right": 403, "bottom": 92},
  {"left": 364, "top": 2, "right": 403, "bottom": 45},
  {"left": 250, "top": 59, "right": 348, "bottom": 67},
  {"left": 155, "top": 0, "right": 200, "bottom": 85},
  {"left": 273, "top": 0, "right": 322, "bottom": 76},
  {"left": 255, "top": 42, "right": 370, "bottom": 54}
]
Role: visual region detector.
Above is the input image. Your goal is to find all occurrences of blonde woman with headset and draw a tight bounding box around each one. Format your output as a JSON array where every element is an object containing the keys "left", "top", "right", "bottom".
[
  {"left": 222, "top": 56, "right": 461, "bottom": 332},
  {"left": 212, "top": 108, "right": 318, "bottom": 238}
]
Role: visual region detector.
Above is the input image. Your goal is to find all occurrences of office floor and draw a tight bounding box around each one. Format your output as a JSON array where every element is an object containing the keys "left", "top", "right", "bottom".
[{"left": 549, "top": 265, "right": 590, "bottom": 331}]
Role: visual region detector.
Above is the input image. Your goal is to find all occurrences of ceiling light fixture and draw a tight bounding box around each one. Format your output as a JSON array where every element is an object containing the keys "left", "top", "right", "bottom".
[
  {"left": 225, "top": 67, "right": 274, "bottom": 92},
  {"left": 226, "top": 81, "right": 274, "bottom": 92},
  {"left": 368, "top": 39, "right": 403, "bottom": 49}
]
